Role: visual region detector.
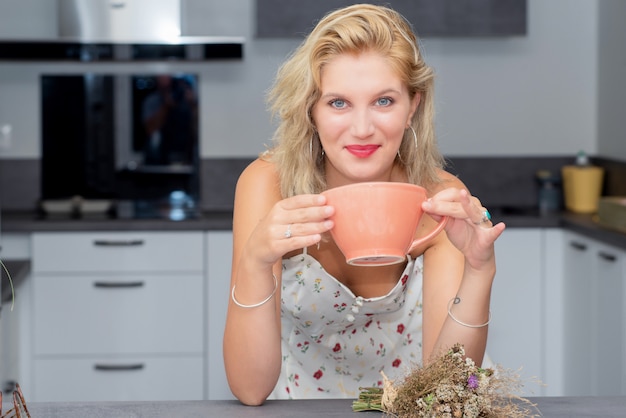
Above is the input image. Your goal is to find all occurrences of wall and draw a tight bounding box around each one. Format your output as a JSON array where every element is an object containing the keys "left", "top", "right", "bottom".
[
  {"left": 0, "top": 0, "right": 619, "bottom": 160},
  {"left": 597, "top": 0, "right": 626, "bottom": 160}
]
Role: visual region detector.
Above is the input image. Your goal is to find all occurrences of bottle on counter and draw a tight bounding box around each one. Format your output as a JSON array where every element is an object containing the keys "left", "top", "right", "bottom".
[
  {"left": 575, "top": 150, "right": 590, "bottom": 166},
  {"left": 561, "top": 150, "right": 604, "bottom": 214},
  {"left": 535, "top": 169, "right": 562, "bottom": 215}
]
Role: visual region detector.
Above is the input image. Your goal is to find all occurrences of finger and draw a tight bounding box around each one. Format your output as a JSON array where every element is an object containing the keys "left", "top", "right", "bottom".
[
  {"left": 282, "top": 223, "right": 294, "bottom": 239},
  {"left": 274, "top": 195, "right": 332, "bottom": 226},
  {"left": 458, "top": 190, "right": 492, "bottom": 227},
  {"left": 472, "top": 209, "right": 493, "bottom": 228},
  {"left": 278, "top": 219, "right": 333, "bottom": 240},
  {"left": 423, "top": 188, "right": 470, "bottom": 218},
  {"left": 279, "top": 194, "right": 327, "bottom": 211},
  {"left": 482, "top": 221, "right": 506, "bottom": 242}
]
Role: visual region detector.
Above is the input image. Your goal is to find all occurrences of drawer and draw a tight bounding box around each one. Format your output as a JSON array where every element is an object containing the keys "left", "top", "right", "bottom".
[
  {"left": 33, "top": 274, "right": 204, "bottom": 355},
  {"left": 32, "top": 232, "right": 204, "bottom": 273},
  {"left": 33, "top": 356, "right": 204, "bottom": 402}
]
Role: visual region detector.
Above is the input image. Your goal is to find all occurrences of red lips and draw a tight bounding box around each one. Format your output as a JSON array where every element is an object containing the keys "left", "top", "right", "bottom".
[{"left": 345, "top": 144, "right": 379, "bottom": 158}]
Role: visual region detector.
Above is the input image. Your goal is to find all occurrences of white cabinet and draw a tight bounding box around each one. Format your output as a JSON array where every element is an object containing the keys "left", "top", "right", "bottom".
[
  {"left": 0, "top": 233, "right": 32, "bottom": 396},
  {"left": 561, "top": 230, "right": 625, "bottom": 396},
  {"left": 488, "top": 228, "right": 545, "bottom": 396},
  {"left": 487, "top": 227, "right": 626, "bottom": 397},
  {"left": 542, "top": 229, "right": 567, "bottom": 396},
  {"left": 30, "top": 231, "right": 206, "bottom": 402},
  {"left": 205, "top": 231, "right": 235, "bottom": 400},
  {"left": 11, "top": 225, "right": 623, "bottom": 402},
  {"left": 593, "top": 239, "right": 624, "bottom": 395}
]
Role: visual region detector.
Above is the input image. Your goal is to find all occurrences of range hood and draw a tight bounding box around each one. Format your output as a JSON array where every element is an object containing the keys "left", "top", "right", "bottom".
[{"left": 0, "top": 0, "right": 243, "bottom": 62}]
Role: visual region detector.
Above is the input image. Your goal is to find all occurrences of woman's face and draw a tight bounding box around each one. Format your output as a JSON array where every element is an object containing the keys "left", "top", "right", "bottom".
[{"left": 312, "top": 51, "right": 419, "bottom": 187}]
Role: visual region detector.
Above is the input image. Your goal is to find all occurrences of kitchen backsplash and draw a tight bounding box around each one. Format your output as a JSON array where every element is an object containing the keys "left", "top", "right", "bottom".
[{"left": 1, "top": 156, "right": 625, "bottom": 213}]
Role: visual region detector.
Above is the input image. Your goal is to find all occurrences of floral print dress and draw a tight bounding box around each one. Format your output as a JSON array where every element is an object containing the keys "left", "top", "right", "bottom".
[{"left": 270, "top": 249, "right": 424, "bottom": 399}]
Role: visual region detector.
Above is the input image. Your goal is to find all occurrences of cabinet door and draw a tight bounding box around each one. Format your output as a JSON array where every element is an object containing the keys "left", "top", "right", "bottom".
[
  {"left": 543, "top": 229, "right": 566, "bottom": 396},
  {"left": 562, "top": 231, "right": 595, "bottom": 395},
  {"left": 591, "top": 240, "right": 624, "bottom": 395},
  {"left": 562, "top": 231, "right": 626, "bottom": 396},
  {"left": 34, "top": 356, "right": 204, "bottom": 402},
  {"left": 488, "top": 228, "right": 544, "bottom": 395},
  {"left": 33, "top": 273, "right": 204, "bottom": 355},
  {"left": 206, "top": 231, "right": 236, "bottom": 400},
  {"left": 32, "top": 232, "right": 204, "bottom": 273}
]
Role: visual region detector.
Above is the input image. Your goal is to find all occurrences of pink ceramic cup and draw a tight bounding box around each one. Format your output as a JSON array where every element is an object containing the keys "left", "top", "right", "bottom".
[{"left": 321, "top": 182, "right": 447, "bottom": 266}]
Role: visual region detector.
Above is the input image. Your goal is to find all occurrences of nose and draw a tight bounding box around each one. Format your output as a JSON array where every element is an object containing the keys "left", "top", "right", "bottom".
[{"left": 350, "top": 108, "right": 375, "bottom": 139}]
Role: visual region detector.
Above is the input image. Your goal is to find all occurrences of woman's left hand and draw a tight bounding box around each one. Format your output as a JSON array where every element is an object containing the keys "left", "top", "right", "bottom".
[{"left": 422, "top": 188, "right": 506, "bottom": 270}]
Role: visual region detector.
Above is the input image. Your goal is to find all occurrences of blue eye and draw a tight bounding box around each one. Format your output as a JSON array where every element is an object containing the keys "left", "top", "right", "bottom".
[
  {"left": 377, "top": 97, "right": 393, "bottom": 106},
  {"left": 330, "top": 99, "right": 346, "bottom": 109}
]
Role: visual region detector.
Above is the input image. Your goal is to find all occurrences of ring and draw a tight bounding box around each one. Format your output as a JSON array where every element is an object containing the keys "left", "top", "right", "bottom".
[
  {"left": 474, "top": 210, "right": 492, "bottom": 225},
  {"left": 284, "top": 224, "right": 292, "bottom": 239}
]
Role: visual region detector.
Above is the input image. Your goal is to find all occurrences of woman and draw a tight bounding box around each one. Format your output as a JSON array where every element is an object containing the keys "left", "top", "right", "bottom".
[{"left": 224, "top": 4, "right": 505, "bottom": 405}]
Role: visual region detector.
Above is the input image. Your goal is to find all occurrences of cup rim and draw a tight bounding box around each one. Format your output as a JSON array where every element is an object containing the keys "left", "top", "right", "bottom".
[{"left": 321, "top": 181, "right": 425, "bottom": 195}]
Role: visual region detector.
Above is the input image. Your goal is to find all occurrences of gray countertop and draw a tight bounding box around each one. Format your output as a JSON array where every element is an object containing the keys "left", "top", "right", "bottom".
[
  {"left": 3, "top": 208, "right": 626, "bottom": 251},
  {"left": 0, "top": 210, "right": 234, "bottom": 232},
  {"left": 3, "top": 397, "right": 626, "bottom": 418}
]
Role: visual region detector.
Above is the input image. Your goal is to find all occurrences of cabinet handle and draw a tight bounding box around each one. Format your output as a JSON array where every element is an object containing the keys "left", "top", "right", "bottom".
[
  {"left": 569, "top": 241, "right": 587, "bottom": 251},
  {"left": 93, "top": 281, "right": 145, "bottom": 288},
  {"left": 93, "top": 239, "right": 144, "bottom": 247},
  {"left": 598, "top": 251, "right": 617, "bottom": 262},
  {"left": 94, "top": 363, "right": 145, "bottom": 371}
]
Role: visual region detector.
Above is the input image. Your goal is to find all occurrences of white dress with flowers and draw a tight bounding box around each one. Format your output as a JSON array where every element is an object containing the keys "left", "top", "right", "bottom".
[{"left": 269, "top": 249, "right": 424, "bottom": 399}]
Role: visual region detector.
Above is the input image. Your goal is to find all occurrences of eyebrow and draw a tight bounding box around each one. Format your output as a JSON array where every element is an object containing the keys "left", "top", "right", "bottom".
[{"left": 319, "top": 88, "right": 403, "bottom": 100}]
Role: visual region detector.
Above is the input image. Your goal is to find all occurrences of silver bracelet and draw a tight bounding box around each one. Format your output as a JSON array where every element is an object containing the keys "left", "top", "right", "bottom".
[
  {"left": 447, "top": 297, "right": 491, "bottom": 328},
  {"left": 231, "top": 274, "right": 278, "bottom": 309}
]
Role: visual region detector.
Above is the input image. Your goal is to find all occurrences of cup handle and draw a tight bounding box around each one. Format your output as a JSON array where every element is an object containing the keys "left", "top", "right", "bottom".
[{"left": 407, "top": 216, "right": 448, "bottom": 253}]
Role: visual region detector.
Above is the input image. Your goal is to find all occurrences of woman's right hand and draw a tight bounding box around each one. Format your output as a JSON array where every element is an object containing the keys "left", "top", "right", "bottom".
[{"left": 244, "top": 194, "right": 335, "bottom": 267}]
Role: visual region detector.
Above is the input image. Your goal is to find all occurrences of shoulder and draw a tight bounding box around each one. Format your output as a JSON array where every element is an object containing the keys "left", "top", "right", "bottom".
[
  {"left": 234, "top": 158, "right": 282, "bottom": 212},
  {"left": 236, "top": 157, "right": 280, "bottom": 192},
  {"left": 238, "top": 157, "right": 279, "bottom": 186},
  {"left": 428, "top": 168, "right": 467, "bottom": 195}
]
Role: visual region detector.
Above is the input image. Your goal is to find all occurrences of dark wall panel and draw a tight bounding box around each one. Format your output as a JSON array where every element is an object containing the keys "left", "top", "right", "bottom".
[{"left": 256, "top": 0, "right": 527, "bottom": 38}]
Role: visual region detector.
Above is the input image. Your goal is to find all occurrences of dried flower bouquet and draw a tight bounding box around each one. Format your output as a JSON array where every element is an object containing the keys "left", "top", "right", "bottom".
[{"left": 353, "top": 344, "right": 540, "bottom": 417}]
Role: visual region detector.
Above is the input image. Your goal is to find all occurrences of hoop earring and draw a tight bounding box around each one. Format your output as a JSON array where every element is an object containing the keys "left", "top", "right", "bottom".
[
  {"left": 409, "top": 126, "right": 418, "bottom": 149},
  {"left": 310, "top": 135, "right": 324, "bottom": 161}
]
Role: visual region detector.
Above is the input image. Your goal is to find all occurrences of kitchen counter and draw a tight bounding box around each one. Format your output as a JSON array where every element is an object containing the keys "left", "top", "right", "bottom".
[
  {"left": 560, "top": 211, "right": 626, "bottom": 249},
  {"left": 3, "top": 397, "right": 626, "bottom": 417},
  {"left": 3, "top": 208, "right": 626, "bottom": 250},
  {"left": 0, "top": 210, "right": 234, "bottom": 232},
  {"left": 0, "top": 208, "right": 565, "bottom": 232},
  {"left": 1, "top": 206, "right": 615, "bottom": 270}
]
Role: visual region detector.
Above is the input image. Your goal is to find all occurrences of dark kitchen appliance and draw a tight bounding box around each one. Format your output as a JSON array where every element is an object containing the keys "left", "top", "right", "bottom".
[{"left": 41, "top": 73, "right": 200, "bottom": 219}]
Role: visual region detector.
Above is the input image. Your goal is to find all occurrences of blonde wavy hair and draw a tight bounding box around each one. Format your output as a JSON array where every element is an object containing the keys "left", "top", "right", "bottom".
[{"left": 266, "top": 3, "right": 444, "bottom": 198}]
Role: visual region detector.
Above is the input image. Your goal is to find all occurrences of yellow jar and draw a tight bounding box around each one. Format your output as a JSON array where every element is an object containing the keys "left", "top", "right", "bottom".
[{"left": 561, "top": 165, "right": 604, "bottom": 213}]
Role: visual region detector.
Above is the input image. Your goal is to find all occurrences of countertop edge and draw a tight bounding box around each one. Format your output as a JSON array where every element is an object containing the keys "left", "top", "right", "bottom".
[
  {"left": 1, "top": 210, "right": 234, "bottom": 232},
  {"left": 2, "top": 397, "right": 626, "bottom": 417},
  {"left": 2, "top": 210, "right": 625, "bottom": 250}
]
